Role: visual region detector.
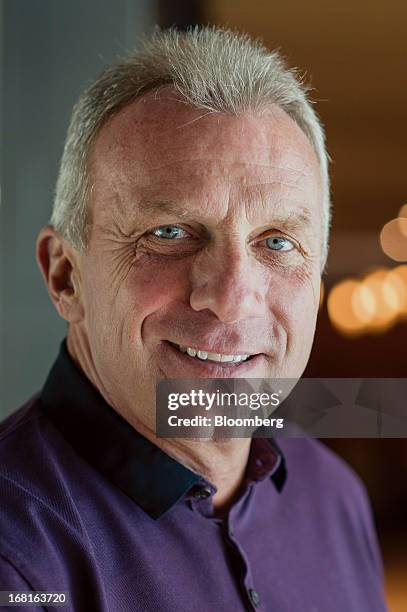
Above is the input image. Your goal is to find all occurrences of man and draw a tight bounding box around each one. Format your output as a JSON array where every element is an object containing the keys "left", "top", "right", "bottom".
[{"left": 0, "top": 27, "right": 387, "bottom": 611}]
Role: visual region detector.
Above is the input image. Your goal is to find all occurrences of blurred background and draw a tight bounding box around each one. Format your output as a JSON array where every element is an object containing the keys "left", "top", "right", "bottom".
[{"left": 1, "top": 0, "right": 406, "bottom": 608}]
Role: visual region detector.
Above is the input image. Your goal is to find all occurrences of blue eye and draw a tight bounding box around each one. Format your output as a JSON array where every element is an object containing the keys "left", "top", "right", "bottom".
[
  {"left": 265, "top": 236, "right": 294, "bottom": 251},
  {"left": 152, "top": 225, "right": 188, "bottom": 239}
]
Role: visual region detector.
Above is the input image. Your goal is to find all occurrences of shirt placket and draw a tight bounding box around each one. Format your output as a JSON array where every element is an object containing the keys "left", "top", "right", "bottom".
[{"left": 223, "top": 487, "right": 265, "bottom": 612}]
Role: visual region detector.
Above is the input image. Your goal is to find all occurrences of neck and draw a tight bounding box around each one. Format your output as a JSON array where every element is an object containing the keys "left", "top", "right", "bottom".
[
  {"left": 66, "top": 328, "right": 251, "bottom": 515},
  {"left": 140, "top": 428, "right": 252, "bottom": 516}
]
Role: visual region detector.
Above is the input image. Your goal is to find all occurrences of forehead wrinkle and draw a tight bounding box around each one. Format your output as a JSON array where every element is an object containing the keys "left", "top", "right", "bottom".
[
  {"left": 240, "top": 193, "right": 314, "bottom": 233},
  {"left": 131, "top": 172, "right": 311, "bottom": 219},
  {"left": 241, "top": 179, "right": 308, "bottom": 196},
  {"left": 133, "top": 158, "right": 315, "bottom": 207},
  {"left": 145, "top": 158, "right": 310, "bottom": 178}
]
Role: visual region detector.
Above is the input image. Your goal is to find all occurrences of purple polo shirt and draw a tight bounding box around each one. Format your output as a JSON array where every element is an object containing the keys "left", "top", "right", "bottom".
[{"left": 0, "top": 341, "right": 387, "bottom": 611}]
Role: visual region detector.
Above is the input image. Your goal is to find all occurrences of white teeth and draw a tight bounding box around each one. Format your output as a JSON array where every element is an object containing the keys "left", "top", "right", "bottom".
[{"left": 178, "top": 345, "right": 250, "bottom": 364}]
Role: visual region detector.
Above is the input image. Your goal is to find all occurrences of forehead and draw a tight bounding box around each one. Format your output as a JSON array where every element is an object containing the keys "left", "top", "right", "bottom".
[{"left": 88, "top": 90, "right": 322, "bottom": 225}]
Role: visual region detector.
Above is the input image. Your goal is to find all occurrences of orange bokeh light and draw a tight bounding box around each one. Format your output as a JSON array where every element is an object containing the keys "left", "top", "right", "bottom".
[
  {"left": 327, "top": 280, "right": 367, "bottom": 336},
  {"left": 386, "top": 265, "right": 407, "bottom": 319},
  {"left": 327, "top": 265, "right": 407, "bottom": 337},
  {"left": 398, "top": 203, "right": 407, "bottom": 220},
  {"left": 361, "top": 274, "right": 400, "bottom": 333},
  {"left": 380, "top": 218, "right": 407, "bottom": 261}
]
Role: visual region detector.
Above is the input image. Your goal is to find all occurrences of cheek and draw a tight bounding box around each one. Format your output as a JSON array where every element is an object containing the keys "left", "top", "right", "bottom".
[
  {"left": 289, "top": 281, "right": 318, "bottom": 321},
  {"left": 268, "top": 270, "right": 320, "bottom": 339},
  {"left": 119, "top": 258, "right": 192, "bottom": 325},
  {"left": 82, "top": 253, "right": 193, "bottom": 353},
  {"left": 286, "top": 277, "right": 320, "bottom": 361}
]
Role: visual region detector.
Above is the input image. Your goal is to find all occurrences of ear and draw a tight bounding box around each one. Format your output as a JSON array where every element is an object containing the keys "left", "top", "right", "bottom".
[{"left": 36, "top": 225, "right": 85, "bottom": 323}]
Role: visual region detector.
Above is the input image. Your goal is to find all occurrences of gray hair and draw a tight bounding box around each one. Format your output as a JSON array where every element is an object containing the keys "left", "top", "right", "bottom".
[{"left": 51, "top": 26, "right": 331, "bottom": 267}]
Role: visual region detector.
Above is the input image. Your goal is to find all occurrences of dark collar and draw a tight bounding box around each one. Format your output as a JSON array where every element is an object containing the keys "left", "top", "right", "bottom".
[{"left": 40, "top": 339, "right": 286, "bottom": 519}]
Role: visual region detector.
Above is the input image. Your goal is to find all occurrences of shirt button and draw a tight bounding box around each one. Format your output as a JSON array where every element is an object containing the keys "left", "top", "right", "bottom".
[
  {"left": 249, "top": 588, "right": 260, "bottom": 607},
  {"left": 192, "top": 485, "right": 212, "bottom": 500}
]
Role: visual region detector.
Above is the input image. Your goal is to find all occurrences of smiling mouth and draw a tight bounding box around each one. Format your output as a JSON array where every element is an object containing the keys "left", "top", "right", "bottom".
[{"left": 168, "top": 342, "right": 256, "bottom": 365}]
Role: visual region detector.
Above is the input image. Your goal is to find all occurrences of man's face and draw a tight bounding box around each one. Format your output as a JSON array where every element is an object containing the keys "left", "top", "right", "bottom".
[{"left": 76, "top": 92, "right": 323, "bottom": 431}]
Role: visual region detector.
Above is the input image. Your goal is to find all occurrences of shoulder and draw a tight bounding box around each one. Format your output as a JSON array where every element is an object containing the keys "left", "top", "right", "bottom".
[
  {"left": 0, "top": 393, "right": 43, "bottom": 439},
  {"left": 0, "top": 395, "right": 108, "bottom": 598},
  {"left": 277, "top": 436, "right": 368, "bottom": 499},
  {"left": 0, "top": 393, "right": 70, "bottom": 494},
  {"left": 0, "top": 395, "right": 86, "bottom": 572},
  {"left": 0, "top": 394, "right": 84, "bottom": 527},
  {"left": 0, "top": 394, "right": 52, "bottom": 487},
  {"left": 276, "top": 437, "right": 383, "bottom": 575},
  {"left": 276, "top": 436, "right": 379, "bottom": 540}
]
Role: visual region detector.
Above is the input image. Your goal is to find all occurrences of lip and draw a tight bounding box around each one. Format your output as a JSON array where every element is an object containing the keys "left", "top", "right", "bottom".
[
  {"left": 167, "top": 340, "right": 257, "bottom": 357},
  {"left": 161, "top": 340, "right": 265, "bottom": 378}
]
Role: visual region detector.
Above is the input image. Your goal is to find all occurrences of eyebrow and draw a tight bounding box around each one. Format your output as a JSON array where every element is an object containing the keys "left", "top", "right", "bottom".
[
  {"left": 131, "top": 198, "right": 314, "bottom": 234},
  {"left": 139, "top": 200, "right": 197, "bottom": 220},
  {"left": 266, "top": 208, "right": 314, "bottom": 233}
]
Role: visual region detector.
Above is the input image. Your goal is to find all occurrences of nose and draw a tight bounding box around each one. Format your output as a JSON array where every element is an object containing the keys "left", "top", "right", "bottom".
[{"left": 189, "top": 246, "right": 267, "bottom": 324}]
